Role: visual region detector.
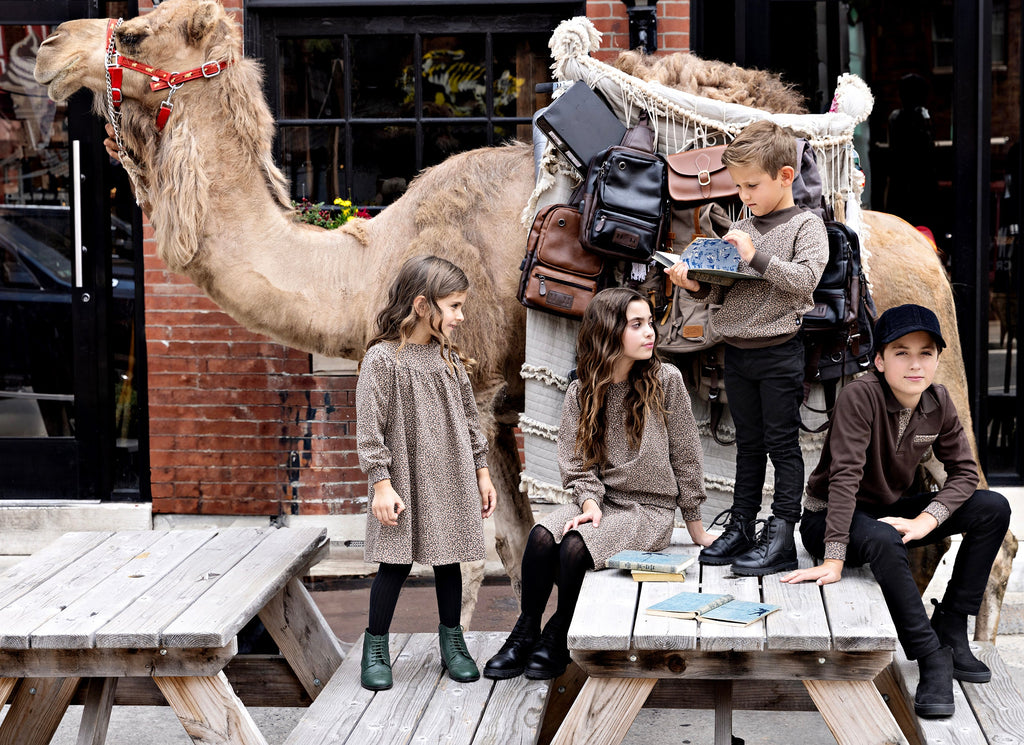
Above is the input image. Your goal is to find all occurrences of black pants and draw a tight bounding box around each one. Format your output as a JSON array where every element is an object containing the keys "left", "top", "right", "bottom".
[
  {"left": 724, "top": 336, "right": 805, "bottom": 523},
  {"left": 800, "top": 489, "right": 1010, "bottom": 659}
]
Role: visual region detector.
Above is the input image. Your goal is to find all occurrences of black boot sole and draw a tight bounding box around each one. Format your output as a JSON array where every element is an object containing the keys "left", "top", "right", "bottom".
[
  {"left": 953, "top": 667, "right": 992, "bottom": 683},
  {"left": 731, "top": 559, "right": 798, "bottom": 577},
  {"left": 483, "top": 665, "right": 524, "bottom": 680},
  {"left": 699, "top": 553, "right": 744, "bottom": 566},
  {"left": 524, "top": 662, "right": 568, "bottom": 680},
  {"left": 915, "top": 701, "right": 955, "bottom": 718}
]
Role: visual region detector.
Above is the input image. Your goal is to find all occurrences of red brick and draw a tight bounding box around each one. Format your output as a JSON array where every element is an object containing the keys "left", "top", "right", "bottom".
[
  {"left": 152, "top": 497, "right": 200, "bottom": 514},
  {"left": 585, "top": 1, "right": 615, "bottom": 20},
  {"left": 659, "top": 17, "right": 689, "bottom": 35}
]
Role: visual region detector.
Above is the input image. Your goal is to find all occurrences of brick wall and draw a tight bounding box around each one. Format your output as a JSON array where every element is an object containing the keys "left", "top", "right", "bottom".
[{"left": 139, "top": 0, "right": 690, "bottom": 517}]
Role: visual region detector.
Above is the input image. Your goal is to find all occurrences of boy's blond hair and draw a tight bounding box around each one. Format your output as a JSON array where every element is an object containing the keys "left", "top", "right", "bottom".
[{"left": 721, "top": 120, "right": 797, "bottom": 178}]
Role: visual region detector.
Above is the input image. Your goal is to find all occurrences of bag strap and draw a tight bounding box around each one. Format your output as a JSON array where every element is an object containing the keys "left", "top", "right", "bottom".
[{"left": 619, "top": 111, "right": 655, "bottom": 153}]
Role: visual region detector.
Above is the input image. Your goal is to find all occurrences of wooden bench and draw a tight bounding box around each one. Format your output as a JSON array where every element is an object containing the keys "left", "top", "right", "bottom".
[
  {"left": 283, "top": 631, "right": 553, "bottom": 745},
  {"left": 877, "top": 643, "right": 1024, "bottom": 745}
]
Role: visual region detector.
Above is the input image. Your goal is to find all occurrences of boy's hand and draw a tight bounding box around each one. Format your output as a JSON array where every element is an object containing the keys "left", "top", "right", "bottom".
[
  {"left": 781, "top": 559, "right": 844, "bottom": 586},
  {"left": 723, "top": 229, "right": 756, "bottom": 264},
  {"left": 477, "top": 468, "right": 497, "bottom": 519},
  {"left": 564, "top": 498, "right": 602, "bottom": 535},
  {"left": 666, "top": 261, "right": 702, "bottom": 292},
  {"left": 878, "top": 513, "right": 938, "bottom": 543},
  {"left": 371, "top": 480, "right": 405, "bottom": 527},
  {"left": 103, "top": 123, "right": 122, "bottom": 163}
]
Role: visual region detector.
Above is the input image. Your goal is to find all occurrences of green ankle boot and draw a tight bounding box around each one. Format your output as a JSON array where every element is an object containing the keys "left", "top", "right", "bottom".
[
  {"left": 438, "top": 623, "right": 480, "bottom": 682},
  {"left": 360, "top": 630, "right": 393, "bottom": 691}
]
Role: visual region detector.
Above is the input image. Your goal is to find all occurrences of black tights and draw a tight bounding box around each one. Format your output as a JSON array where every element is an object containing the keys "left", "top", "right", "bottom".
[
  {"left": 519, "top": 525, "right": 594, "bottom": 636},
  {"left": 367, "top": 562, "right": 462, "bottom": 635}
]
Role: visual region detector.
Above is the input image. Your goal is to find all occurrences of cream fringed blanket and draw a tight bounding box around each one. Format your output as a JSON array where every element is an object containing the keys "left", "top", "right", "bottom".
[{"left": 518, "top": 18, "right": 872, "bottom": 508}]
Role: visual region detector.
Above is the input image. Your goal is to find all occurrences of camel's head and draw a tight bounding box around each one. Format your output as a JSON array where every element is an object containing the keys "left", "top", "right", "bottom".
[{"left": 34, "top": 0, "right": 240, "bottom": 106}]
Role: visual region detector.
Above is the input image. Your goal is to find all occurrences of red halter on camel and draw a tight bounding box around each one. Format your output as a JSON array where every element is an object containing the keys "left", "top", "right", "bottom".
[{"left": 104, "top": 17, "right": 231, "bottom": 132}]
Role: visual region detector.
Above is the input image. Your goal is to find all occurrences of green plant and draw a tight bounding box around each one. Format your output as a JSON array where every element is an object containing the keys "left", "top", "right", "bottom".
[{"left": 293, "top": 197, "right": 371, "bottom": 229}]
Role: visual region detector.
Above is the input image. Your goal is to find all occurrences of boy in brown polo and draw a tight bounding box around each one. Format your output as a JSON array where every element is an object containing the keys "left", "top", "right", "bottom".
[{"left": 782, "top": 304, "right": 1010, "bottom": 718}]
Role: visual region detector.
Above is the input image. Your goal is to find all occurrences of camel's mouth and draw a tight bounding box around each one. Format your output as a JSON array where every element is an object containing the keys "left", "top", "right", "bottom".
[{"left": 33, "top": 44, "right": 82, "bottom": 103}]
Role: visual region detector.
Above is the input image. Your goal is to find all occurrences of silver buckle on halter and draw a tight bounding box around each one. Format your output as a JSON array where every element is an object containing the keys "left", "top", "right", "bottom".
[{"left": 200, "top": 61, "right": 222, "bottom": 78}]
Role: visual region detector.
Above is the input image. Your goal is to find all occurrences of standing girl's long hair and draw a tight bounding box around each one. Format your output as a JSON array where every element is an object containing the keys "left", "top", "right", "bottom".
[
  {"left": 365, "top": 255, "right": 474, "bottom": 373},
  {"left": 574, "top": 287, "right": 666, "bottom": 470}
]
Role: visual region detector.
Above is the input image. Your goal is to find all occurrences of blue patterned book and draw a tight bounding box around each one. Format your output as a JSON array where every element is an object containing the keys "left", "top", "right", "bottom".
[
  {"left": 653, "top": 239, "right": 764, "bottom": 287},
  {"left": 645, "top": 591, "right": 779, "bottom": 627},
  {"left": 605, "top": 551, "right": 696, "bottom": 574}
]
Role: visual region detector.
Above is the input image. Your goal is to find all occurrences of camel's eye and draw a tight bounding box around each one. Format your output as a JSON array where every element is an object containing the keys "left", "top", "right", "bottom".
[{"left": 117, "top": 30, "right": 148, "bottom": 52}]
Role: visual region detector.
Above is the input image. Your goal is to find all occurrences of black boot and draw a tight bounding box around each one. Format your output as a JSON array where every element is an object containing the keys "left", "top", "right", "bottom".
[
  {"left": 699, "top": 509, "right": 755, "bottom": 566},
  {"left": 930, "top": 598, "right": 991, "bottom": 683},
  {"left": 524, "top": 624, "right": 572, "bottom": 680},
  {"left": 915, "top": 646, "right": 955, "bottom": 718},
  {"left": 483, "top": 615, "right": 539, "bottom": 680},
  {"left": 731, "top": 516, "right": 798, "bottom": 576}
]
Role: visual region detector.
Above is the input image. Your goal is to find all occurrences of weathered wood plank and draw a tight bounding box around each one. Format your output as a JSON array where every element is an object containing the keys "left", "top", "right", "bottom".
[
  {"left": 0, "top": 531, "right": 162, "bottom": 649},
  {"left": 161, "top": 527, "right": 328, "bottom": 649},
  {"left": 0, "top": 532, "right": 113, "bottom": 615},
  {"left": 76, "top": 677, "right": 117, "bottom": 745},
  {"left": 31, "top": 530, "right": 217, "bottom": 650},
  {"left": 697, "top": 563, "right": 763, "bottom": 653},
  {"left": 342, "top": 633, "right": 445, "bottom": 745},
  {"left": 567, "top": 568, "right": 638, "bottom": 652},
  {"left": 889, "top": 647, "right": 984, "bottom": 745},
  {"left": 571, "top": 648, "right": 893, "bottom": 680},
  {"left": 155, "top": 672, "right": 268, "bottom": 745},
  {"left": 761, "top": 550, "right": 831, "bottom": 651},
  {"left": 821, "top": 565, "right": 898, "bottom": 652},
  {"left": 713, "top": 680, "right": 733, "bottom": 745},
  {"left": 804, "top": 679, "right": 909, "bottom": 745},
  {"left": 645, "top": 677, "right": 816, "bottom": 711},
  {"left": 549, "top": 676, "right": 655, "bottom": 745},
  {"left": 411, "top": 632, "right": 507, "bottom": 745},
  {"left": 258, "top": 577, "right": 344, "bottom": 700},
  {"left": 474, "top": 671, "right": 552, "bottom": 745},
  {"left": 94, "top": 527, "right": 269, "bottom": 649},
  {"left": 0, "top": 678, "right": 15, "bottom": 706},
  {"left": 629, "top": 543, "right": 699, "bottom": 651},
  {"left": 0, "top": 640, "right": 237, "bottom": 677},
  {"left": 873, "top": 665, "right": 924, "bottom": 745},
  {"left": 282, "top": 634, "right": 412, "bottom": 745},
  {"left": 0, "top": 676, "right": 81, "bottom": 745},
  {"left": 537, "top": 663, "right": 586, "bottom": 745},
  {"left": 960, "top": 643, "right": 1024, "bottom": 744}
]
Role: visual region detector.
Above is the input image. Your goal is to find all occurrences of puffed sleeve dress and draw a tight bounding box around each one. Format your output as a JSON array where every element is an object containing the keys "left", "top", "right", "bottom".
[
  {"left": 536, "top": 363, "right": 706, "bottom": 568},
  {"left": 356, "top": 340, "right": 488, "bottom": 565}
]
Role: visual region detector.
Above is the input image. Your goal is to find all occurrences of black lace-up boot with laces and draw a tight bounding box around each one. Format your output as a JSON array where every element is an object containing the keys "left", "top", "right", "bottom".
[
  {"left": 699, "top": 508, "right": 755, "bottom": 565},
  {"left": 483, "top": 614, "right": 540, "bottom": 680},
  {"left": 731, "top": 516, "right": 798, "bottom": 576}
]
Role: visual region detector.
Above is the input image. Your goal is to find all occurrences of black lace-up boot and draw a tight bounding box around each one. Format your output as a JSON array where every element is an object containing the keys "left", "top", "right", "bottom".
[
  {"left": 483, "top": 614, "right": 540, "bottom": 680},
  {"left": 699, "top": 508, "right": 755, "bottom": 565},
  {"left": 730, "top": 516, "right": 798, "bottom": 576}
]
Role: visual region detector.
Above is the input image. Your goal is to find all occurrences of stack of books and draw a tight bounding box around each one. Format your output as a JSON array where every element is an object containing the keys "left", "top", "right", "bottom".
[{"left": 605, "top": 550, "right": 696, "bottom": 583}]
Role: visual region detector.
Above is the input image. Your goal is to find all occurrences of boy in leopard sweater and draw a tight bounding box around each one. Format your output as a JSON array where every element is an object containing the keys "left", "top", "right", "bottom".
[{"left": 667, "top": 119, "right": 827, "bottom": 575}]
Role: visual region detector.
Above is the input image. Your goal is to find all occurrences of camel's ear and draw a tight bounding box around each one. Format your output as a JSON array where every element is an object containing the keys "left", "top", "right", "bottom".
[{"left": 186, "top": 2, "right": 220, "bottom": 45}]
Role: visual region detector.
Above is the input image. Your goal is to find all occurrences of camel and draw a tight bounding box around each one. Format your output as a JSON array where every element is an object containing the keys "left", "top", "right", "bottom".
[{"left": 35, "top": 0, "right": 1015, "bottom": 638}]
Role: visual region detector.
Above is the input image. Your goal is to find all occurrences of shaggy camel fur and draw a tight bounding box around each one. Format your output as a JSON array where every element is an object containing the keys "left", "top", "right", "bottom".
[{"left": 35, "top": 0, "right": 1014, "bottom": 635}]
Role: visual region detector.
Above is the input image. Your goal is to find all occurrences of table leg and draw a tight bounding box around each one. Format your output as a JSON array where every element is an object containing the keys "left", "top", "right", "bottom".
[
  {"left": 713, "top": 680, "right": 733, "bottom": 745},
  {"left": 804, "top": 679, "right": 909, "bottom": 745},
  {"left": 258, "top": 577, "right": 344, "bottom": 700},
  {"left": 0, "top": 679, "right": 15, "bottom": 707},
  {"left": 873, "top": 666, "right": 924, "bottom": 745},
  {"left": 549, "top": 677, "right": 656, "bottom": 745},
  {"left": 155, "top": 672, "right": 268, "bottom": 745},
  {"left": 0, "top": 676, "right": 80, "bottom": 745},
  {"left": 76, "top": 678, "right": 118, "bottom": 745}
]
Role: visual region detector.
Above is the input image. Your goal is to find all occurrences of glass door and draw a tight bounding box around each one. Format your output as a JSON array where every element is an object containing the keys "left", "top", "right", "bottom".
[{"left": 0, "top": 1, "right": 146, "bottom": 499}]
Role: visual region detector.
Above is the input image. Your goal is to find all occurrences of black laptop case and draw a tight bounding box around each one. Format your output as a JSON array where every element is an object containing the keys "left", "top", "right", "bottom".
[{"left": 536, "top": 82, "right": 627, "bottom": 176}]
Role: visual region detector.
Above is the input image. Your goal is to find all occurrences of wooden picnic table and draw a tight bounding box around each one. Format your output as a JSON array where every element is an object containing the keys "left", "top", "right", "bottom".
[
  {"left": 551, "top": 529, "right": 907, "bottom": 745},
  {"left": 0, "top": 527, "right": 344, "bottom": 745}
]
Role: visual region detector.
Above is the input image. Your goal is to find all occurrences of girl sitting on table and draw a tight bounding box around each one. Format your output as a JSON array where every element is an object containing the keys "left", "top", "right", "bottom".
[{"left": 484, "top": 287, "right": 713, "bottom": 681}]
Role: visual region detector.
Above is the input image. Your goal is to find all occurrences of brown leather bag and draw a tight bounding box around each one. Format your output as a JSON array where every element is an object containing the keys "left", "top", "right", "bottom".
[
  {"left": 665, "top": 144, "right": 739, "bottom": 205},
  {"left": 518, "top": 204, "right": 606, "bottom": 319}
]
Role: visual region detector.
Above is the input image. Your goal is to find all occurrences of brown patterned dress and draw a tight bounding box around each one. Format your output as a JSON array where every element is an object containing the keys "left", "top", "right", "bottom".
[
  {"left": 356, "top": 340, "right": 488, "bottom": 565},
  {"left": 537, "top": 363, "right": 707, "bottom": 568}
]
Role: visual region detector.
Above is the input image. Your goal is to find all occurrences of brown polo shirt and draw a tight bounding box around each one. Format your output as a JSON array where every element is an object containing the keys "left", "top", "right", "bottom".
[{"left": 804, "top": 372, "right": 978, "bottom": 561}]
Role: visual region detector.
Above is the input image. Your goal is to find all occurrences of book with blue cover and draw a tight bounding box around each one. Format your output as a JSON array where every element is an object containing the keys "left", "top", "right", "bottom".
[
  {"left": 605, "top": 550, "right": 696, "bottom": 574},
  {"left": 652, "top": 238, "right": 765, "bottom": 287},
  {"left": 645, "top": 591, "right": 779, "bottom": 627}
]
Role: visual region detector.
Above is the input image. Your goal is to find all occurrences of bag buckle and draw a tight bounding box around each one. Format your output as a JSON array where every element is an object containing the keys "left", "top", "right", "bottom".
[{"left": 698, "top": 169, "right": 712, "bottom": 187}]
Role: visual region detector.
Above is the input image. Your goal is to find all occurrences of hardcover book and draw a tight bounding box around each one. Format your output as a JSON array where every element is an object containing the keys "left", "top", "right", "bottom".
[
  {"left": 605, "top": 551, "right": 696, "bottom": 574},
  {"left": 645, "top": 591, "right": 779, "bottom": 627},
  {"left": 652, "top": 239, "right": 765, "bottom": 287},
  {"left": 631, "top": 570, "right": 686, "bottom": 583}
]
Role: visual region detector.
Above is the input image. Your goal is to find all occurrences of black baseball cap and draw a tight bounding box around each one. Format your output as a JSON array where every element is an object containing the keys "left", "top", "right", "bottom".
[{"left": 874, "top": 304, "right": 946, "bottom": 349}]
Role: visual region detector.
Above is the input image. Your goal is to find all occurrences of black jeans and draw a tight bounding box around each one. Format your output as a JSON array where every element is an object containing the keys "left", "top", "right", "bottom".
[
  {"left": 800, "top": 489, "right": 1010, "bottom": 659},
  {"left": 724, "top": 335, "right": 805, "bottom": 523}
]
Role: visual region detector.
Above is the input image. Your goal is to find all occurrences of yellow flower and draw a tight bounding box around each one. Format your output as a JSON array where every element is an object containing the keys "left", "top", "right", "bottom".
[{"left": 334, "top": 198, "right": 352, "bottom": 208}]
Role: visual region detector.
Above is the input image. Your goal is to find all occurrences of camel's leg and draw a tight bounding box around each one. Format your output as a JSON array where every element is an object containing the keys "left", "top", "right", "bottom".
[
  {"left": 491, "top": 421, "right": 534, "bottom": 600},
  {"left": 975, "top": 529, "right": 1019, "bottom": 642},
  {"left": 461, "top": 559, "right": 486, "bottom": 627}
]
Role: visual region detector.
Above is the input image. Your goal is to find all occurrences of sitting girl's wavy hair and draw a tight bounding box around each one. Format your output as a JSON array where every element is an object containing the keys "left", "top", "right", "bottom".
[{"left": 574, "top": 287, "right": 666, "bottom": 470}]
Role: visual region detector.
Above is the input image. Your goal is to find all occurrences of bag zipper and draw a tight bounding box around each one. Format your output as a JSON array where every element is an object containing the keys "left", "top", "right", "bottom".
[{"left": 537, "top": 273, "right": 593, "bottom": 295}]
